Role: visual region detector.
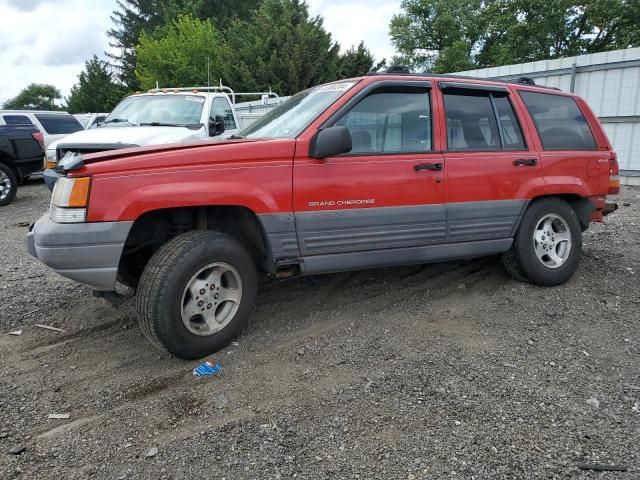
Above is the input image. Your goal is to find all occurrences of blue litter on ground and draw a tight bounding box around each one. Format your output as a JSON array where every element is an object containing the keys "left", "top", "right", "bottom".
[{"left": 193, "top": 361, "right": 222, "bottom": 377}]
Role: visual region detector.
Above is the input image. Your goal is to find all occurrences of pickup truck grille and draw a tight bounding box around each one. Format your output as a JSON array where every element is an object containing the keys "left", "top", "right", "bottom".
[{"left": 56, "top": 143, "right": 139, "bottom": 161}]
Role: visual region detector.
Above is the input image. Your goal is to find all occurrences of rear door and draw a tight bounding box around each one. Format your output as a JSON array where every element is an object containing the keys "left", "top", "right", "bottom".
[
  {"left": 517, "top": 90, "right": 610, "bottom": 196},
  {"left": 293, "top": 80, "right": 446, "bottom": 272},
  {"left": 439, "top": 82, "right": 542, "bottom": 243}
]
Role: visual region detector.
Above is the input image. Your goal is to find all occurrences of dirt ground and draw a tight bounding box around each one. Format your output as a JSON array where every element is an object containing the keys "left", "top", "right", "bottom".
[{"left": 1, "top": 181, "right": 639, "bottom": 480}]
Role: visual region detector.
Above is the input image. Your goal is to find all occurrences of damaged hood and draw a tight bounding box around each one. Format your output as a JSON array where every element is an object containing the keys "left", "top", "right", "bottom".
[{"left": 47, "top": 125, "right": 208, "bottom": 153}]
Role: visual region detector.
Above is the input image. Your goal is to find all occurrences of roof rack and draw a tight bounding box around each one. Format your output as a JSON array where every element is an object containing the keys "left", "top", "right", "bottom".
[
  {"left": 146, "top": 80, "right": 281, "bottom": 104},
  {"left": 365, "top": 67, "right": 561, "bottom": 91}
]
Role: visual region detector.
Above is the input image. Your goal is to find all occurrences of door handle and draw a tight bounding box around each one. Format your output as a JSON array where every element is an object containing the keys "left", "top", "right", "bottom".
[
  {"left": 414, "top": 162, "right": 443, "bottom": 172},
  {"left": 513, "top": 158, "right": 537, "bottom": 166}
]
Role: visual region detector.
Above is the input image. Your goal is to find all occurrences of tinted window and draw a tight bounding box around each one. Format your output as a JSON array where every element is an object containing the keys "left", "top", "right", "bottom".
[
  {"left": 444, "top": 91, "right": 501, "bottom": 151},
  {"left": 35, "top": 114, "right": 83, "bottom": 135},
  {"left": 335, "top": 88, "right": 431, "bottom": 154},
  {"left": 519, "top": 91, "right": 596, "bottom": 150},
  {"left": 493, "top": 96, "right": 525, "bottom": 149},
  {"left": 210, "top": 98, "right": 236, "bottom": 130},
  {"left": 3, "top": 115, "right": 33, "bottom": 125}
]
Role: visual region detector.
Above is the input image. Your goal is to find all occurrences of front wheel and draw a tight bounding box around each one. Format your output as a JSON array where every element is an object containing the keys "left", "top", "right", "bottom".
[
  {"left": 136, "top": 230, "right": 258, "bottom": 359},
  {"left": 502, "top": 198, "right": 582, "bottom": 286}
]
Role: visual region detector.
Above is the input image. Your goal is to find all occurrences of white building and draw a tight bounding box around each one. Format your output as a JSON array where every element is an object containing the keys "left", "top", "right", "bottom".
[{"left": 456, "top": 47, "right": 640, "bottom": 185}]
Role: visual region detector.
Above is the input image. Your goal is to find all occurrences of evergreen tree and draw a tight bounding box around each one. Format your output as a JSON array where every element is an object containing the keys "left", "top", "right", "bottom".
[
  {"left": 66, "top": 56, "right": 127, "bottom": 113},
  {"left": 338, "top": 41, "right": 385, "bottom": 78},
  {"left": 224, "top": 0, "right": 341, "bottom": 95},
  {"left": 108, "top": 0, "right": 262, "bottom": 90}
]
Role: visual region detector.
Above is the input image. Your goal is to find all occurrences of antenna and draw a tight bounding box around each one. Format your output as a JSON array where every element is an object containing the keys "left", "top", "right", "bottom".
[
  {"left": 207, "top": 56, "right": 210, "bottom": 88},
  {"left": 155, "top": 80, "right": 159, "bottom": 89}
]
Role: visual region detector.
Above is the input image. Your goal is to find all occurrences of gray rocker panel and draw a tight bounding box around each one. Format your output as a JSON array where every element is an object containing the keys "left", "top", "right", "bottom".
[{"left": 300, "top": 238, "right": 514, "bottom": 274}]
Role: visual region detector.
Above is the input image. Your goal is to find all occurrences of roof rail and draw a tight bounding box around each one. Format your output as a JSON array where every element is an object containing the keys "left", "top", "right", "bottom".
[
  {"left": 146, "top": 81, "right": 281, "bottom": 104},
  {"left": 367, "top": 65, "right": 413, "bottom": 76},
  {"left": 363, "top": 70, "right": 561, "bottom": 91}
]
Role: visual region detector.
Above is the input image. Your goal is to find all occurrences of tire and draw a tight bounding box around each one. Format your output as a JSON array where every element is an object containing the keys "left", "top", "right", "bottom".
[
  {"left": 0, "top": 163, "right": 18, "bottom": 207},
  {"left": 502, "top": 198, "right": 582, "bottom": 286},
  {"left": 136, "top": 230, "right": 258, "bottom": 359}
]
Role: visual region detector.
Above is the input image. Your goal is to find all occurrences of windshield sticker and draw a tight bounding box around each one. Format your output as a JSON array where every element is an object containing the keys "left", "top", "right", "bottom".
[
  {"left": 317, "top": 82, "right": 355, "bottom": 92},
  {"left": 185, "top": 96, "right": 205, "bottom": 103}
]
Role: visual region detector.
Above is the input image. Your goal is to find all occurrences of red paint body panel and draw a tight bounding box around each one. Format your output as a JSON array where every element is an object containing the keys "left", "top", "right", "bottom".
[
  {"left": 74, "top": 74, "right": 615, "bottom": 224},
  {"left": 292, "top": 151, "right": 445, "bottom": 213},
  {"left": 85, "top": 139, "right": 295, "bottom": 221}
]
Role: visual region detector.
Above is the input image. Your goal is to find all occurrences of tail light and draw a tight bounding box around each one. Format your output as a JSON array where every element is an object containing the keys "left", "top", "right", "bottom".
[
  {"left": 32, "top": 132, "right": 45, "bottom": 151},
  {"left": 608, "top": 152, "right": 620, "bottom": 195}
]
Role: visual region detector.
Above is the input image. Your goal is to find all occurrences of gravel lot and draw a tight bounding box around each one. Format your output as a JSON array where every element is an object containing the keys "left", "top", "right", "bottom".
[{"left": 1, "top": 181, "right": 639, "bottom": 480}]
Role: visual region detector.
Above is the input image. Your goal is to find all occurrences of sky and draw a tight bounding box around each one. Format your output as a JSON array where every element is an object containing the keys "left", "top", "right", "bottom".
[{"left": 0, "top": 0, "right": 400, "bottom": 106}]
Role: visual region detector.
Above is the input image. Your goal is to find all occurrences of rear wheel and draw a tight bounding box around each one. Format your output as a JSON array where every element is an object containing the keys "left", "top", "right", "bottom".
[
  {"left": 502, "top": 198, "right": 582, "bottom": 286},
  {"left": 136, "top": 230, "right": 258, "bottom": 359},
  {"left": 0, "top": 164, "right": 17, "bottom": 207}
]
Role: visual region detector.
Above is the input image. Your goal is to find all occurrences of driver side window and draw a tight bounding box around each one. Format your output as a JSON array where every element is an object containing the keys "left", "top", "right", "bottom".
[
  {"left": 335, "top": 87, "right": 432, "bottom": 154},
  {"left": 210, "top": 97, "right": 237, "bottom": 130}
]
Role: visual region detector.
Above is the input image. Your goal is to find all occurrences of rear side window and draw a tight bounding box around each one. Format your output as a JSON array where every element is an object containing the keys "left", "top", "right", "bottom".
[
  {"left": 34, "top": 114, "right": 83, "bottom": 135},
  {"left": 519, "top": 91, "right": 596, "bottom": 150},
  {"left": 444, "top": 90, "right": 525, "bottom": 151},
  {"left": 3, "top": 115, "right": 33, "bottom": 126},
  {"left": 334, "top": 87, "right": 432, "bottom": 154}
]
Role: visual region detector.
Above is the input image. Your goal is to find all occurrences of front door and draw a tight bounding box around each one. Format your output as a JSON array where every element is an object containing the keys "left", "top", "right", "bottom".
[
  {"left": 438, "top": 82, "right": 543, "bottom": 243},
  {"left": 293, "top": 81, "right": 446, "bottom": 273}
]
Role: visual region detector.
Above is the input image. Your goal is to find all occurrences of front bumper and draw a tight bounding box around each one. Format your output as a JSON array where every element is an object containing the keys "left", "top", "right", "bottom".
[{"left": 26, "top": 214, "right": 134, "bottom": 291}]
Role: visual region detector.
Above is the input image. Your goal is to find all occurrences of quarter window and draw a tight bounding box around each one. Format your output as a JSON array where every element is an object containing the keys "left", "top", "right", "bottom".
[
  {"left": 210, "top": 97, "right": 237, "bottom": 130},
  {"left": 493, "top": 96, "right": 525, "bottom": 149},
  {"left": 3, "top": 115, "right": 33, "bottom": 125},
  {"left": 34, "top": 114, "right": 83, "bottom": 135},
  {"left": 334, "top": 87, "right": 432, "bottom": 154},
  {"left": 519, "top": 91, "right": 596, "bottom": 150},
  {"left": 444, "top": 90, "right": 525, "bottom": 151}
]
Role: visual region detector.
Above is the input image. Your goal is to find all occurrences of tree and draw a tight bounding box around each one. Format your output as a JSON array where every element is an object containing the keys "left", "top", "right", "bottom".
[
  {"left": 66, "top": 56, "right": 127, "bottom": 113},
  {"left": 108, "top": 1, "right": 169, "bottom": 90},
  {"left": 135, "top": 14, "right": 228, "bottom": 90},
  {"left": 390, "top": 0, "right": 640, "bottom": 73},
  {"left": 224, "top": 0, "right": 341, "bottom": 96},
  {"left": 390, "top": 0, "right": 484, "bottom": 72},
  {"left": 338, "top": 41, "right": 385, "bottom": 77},
  {"left": 3, "top": 84, "right": 62, "bottom": 110},
  {"left": 478, "top": 0, "right": 640, "bottom": 66},
  {"left": 107, "top": 0, "right": 261, "bottom": 90},
  {"left": 197, "top": 0, "right": 262, "bottom": 29}
]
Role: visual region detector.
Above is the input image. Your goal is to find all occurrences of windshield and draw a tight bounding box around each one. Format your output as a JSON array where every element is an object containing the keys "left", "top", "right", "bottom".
[
  {"left": 240, "top": 81, "right": 357, "bottom": 139},
  {"left": 104, "top": 94, "right": 205, "bottom": 127}
]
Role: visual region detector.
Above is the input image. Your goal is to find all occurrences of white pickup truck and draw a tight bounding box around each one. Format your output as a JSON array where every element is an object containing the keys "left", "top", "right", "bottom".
[{"left": 45, "top": 85, "right": 280, "bottom": 170}]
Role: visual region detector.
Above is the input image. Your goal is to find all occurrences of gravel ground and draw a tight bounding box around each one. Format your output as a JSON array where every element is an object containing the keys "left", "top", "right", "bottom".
[{"left": 1, "top": 181, "right": 639, "bottom": 480}]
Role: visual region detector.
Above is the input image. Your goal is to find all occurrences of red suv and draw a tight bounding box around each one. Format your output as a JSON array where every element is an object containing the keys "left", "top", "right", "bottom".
[{"left": 27, "top": 71, "right": 620, "bottom": 359}]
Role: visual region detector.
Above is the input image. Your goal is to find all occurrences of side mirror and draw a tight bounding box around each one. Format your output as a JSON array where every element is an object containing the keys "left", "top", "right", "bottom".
[
  {"left": 309, "top": 126, "right": 352, "bottom": 159},
  {"left": 209, "top": 115, "right": 225, "bottom": 136}
]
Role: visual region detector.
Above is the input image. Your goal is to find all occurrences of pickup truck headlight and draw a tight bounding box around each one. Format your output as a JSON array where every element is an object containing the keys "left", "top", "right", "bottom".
[
  {"left": 45, "top": 149, "right": 57, "bottom": 169},
  {"left": 50, "top": 176, "right": 91, "bottom": 223}
]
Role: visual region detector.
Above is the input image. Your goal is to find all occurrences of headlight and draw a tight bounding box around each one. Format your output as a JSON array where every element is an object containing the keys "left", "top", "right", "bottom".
[
  {"left": 45, "top": 149, "right": 57, "bottom": 169},
  {"left": 50, "top": 176, "right": 91, "bottom": 223}
]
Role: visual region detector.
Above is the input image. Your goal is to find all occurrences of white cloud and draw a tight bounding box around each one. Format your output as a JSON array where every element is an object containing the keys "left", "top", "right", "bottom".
[
  {"left": 308, "top": 0, "right": 400, "bottom": 62},
  {"left": 0, "top": 0, "right": 117, "bottom": 105},
  {"left": 0, "top": 0, "right": 401, "bottom": 107}
]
